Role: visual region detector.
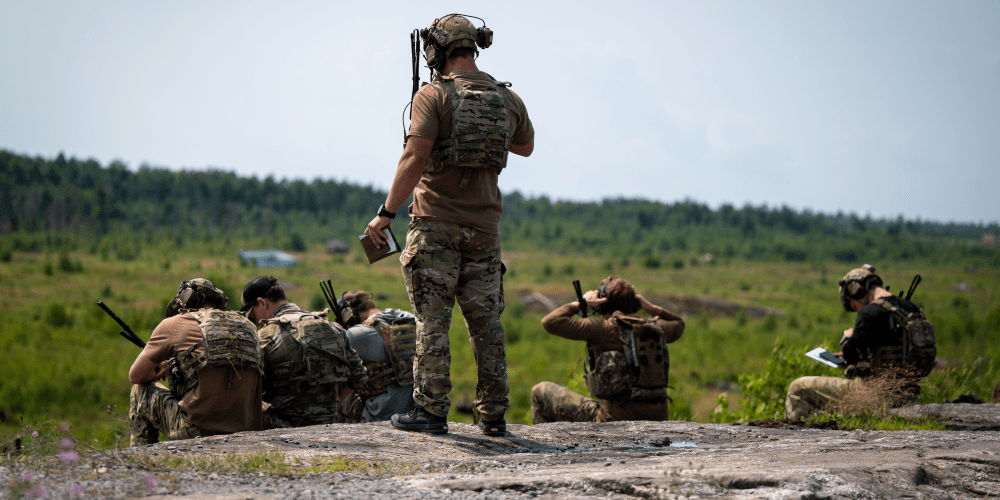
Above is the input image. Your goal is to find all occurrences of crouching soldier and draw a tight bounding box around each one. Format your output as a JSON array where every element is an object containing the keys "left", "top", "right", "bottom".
[
  {"left": 531, "top": 276, "right": 685, "bottom": 423},
  {"left": 128, "top": 278, "right": 263, "bottom": 446},
  {"left": 240, "top": 276, "right": 368, "bottom": 428},
  {"left": 785, "top": 266, "right": 936, "bottom": 419},
  {"left": 340, "top": 290, "right": 418, "bottom": 422}
]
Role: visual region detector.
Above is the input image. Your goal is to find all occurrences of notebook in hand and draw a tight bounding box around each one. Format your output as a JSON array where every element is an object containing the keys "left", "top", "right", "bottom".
[{"left": 359, "top": 226, "right": 401, "bottom": 264}]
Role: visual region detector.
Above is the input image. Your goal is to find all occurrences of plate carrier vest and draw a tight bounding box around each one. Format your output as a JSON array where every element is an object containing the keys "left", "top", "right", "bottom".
[
  {"left": 584, "top": 314, "right": 669, "bottom": 404},
  {"left": 357, "top": 313, "right": 417, "bottom": 398},
  {"left": 261, "top": 310, "right": 356, "bottom": 395},
  {"left": 171, "top": 310, "right": 262, "bottom": 397},
  {"left": 426, "top": 74, "right": 513, "bottom": 189},
  {"left": 869, "top": 299, "right": 937, "bottom": 377}
]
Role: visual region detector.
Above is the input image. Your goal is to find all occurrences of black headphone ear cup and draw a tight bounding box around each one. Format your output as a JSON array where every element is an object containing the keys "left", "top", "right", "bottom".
[{"left": 425, "top": 44, "right": 440, "bottom": 69}]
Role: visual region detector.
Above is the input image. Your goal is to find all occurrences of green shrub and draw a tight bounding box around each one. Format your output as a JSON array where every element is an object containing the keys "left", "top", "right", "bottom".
[
  {"left": 716, "top": 338, "right": 839, "bottom": 422},
  {"left": 43, "top": 304, "right": 74, "bottom": 328}
]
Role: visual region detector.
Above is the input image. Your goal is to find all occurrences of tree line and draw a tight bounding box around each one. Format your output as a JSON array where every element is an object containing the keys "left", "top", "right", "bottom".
[{"left": 2, "top": 149, "right": 997, "bottom": 268}]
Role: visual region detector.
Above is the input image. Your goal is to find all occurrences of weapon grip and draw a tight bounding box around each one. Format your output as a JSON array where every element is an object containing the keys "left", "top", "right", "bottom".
[{"left": 573, "top": 279, "right": 588, "bottom": 318}]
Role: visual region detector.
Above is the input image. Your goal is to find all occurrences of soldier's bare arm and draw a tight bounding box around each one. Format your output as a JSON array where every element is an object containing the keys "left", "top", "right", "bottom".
[
  {"left": 128, "top": 351, "right": 169, "bottom": 385},
  {"left": 364, "top": 136, "right": 433, "bottom": 247}
]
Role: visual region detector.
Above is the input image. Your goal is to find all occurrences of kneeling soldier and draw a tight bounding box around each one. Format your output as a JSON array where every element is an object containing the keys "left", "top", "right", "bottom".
[
  {"left": 241, "top": 276, "right": 368, "bottom": 428},
  {"left": 128, "top": 278, "right": 263, "bottom": 446},
  {"left": 531, "top": 276, "right": 685, "bottom": 423}
]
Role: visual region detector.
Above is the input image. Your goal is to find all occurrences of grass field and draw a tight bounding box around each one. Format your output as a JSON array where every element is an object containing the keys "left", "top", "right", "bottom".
[{"left": 1, "top": 240, "right": 997, "bottom": 448}]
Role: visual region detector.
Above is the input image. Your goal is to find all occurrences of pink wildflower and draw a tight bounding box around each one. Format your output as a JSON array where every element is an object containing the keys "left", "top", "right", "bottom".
[
  {"left": 69, "top": 484, "right": 85, "bottom": 495},
  {"left": 60, "top": 438, "right": 74, "bottom": 448},
  {"left": 31, "top": 431, "right": 39, "bottom": 437},
  {"left": 145, "top": 474, "right": 156, "bottom": 491},
  {"left": 29, "top": 485, "right": 48, "bottom": 498},
  {"left": 20, "top": 470, "right": 31, "bottom": 481},
  {"left": 57, "top": 451, "right": 79, "bottom": 462}
]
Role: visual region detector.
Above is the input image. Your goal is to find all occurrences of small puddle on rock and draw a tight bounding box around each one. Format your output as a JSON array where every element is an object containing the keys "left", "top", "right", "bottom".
[{"left": 669, "top": 441, "right": 698, "bottom": 448}]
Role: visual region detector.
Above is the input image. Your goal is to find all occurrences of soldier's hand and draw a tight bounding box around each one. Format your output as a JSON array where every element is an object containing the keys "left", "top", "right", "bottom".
[
  {"left": 842, "top": 328, "right": 854, "bottom": 338},
  {"left": 582, "top": 290, "right": 608, "bottom": 307},
  {"left": 364, "top": 216, "right": 391, "bottom": 248}
]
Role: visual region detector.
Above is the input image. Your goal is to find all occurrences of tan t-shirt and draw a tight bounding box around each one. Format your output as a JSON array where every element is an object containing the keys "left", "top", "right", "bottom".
[
  {"left": 144, "top": 312, "right": 263, "bottom": 434},
  {"left": 406, "top": 70, "right": 534, "bottom": 234}
]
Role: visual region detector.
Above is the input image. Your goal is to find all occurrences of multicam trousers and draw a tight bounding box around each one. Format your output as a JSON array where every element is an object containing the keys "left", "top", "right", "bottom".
[
  {"left": 531, "top": 382, "right": 603, "bottom": 424},
  {"left": 261, "top": 389, "right": 364, "bottom": 429},
  {"left": 400, "top": 219, "right": 508, "bottom": 420},
  {"left": 129, "top": 383, "right": 201, "bottom": 446},
  {"left": 784, "top": 376, "right": 856, "bottom": 420}
]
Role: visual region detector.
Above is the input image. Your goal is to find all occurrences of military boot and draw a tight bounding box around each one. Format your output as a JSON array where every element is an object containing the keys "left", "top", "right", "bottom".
[
  {"left": 391, "top": 406, "right": 448, "bottom": 434},
  {"left": 477, "top": 415, "right": 506, "bottom": 436}
]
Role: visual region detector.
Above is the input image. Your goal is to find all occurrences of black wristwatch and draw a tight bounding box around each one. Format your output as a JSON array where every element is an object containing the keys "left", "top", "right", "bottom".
[{"left": 377, "top": 204, "right": 396, "bottom": 219}]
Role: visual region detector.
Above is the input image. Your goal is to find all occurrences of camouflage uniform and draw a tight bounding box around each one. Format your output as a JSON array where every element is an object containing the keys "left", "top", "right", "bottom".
[
  {"left": 257, "top": 303, "right": 368, "bottom": 428},
  {"left": 784, "top": 376, "right": 857, "bottom": 421},
  {"left": 531, "top": 381, "right": 602, "bottom": 423},
  {"left": 129, "top": 383, "right": 201, "bottom": 446},
  {"left": 400, "top": 218, "right": 508, "bottom": 419}
]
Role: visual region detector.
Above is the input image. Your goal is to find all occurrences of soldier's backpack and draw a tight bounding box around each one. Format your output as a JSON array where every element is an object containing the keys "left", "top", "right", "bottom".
[
  {"left": 262, "top": 310, "right": 357, "bottom": 395},
  {"left": 870, "top": 299, "right": 937, "bottom": 377},
  {"left": 357, "top": 312, "right": 417, "bottom": 398},
  {"left": 171, "top": 310, "right": 263, "bottom": 397},
  {"left": 584, "top": 314, "right": 669, "bottom": 403}
]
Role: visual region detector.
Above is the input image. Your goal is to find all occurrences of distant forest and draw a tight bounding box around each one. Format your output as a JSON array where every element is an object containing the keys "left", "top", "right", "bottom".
[{"left": 2, "top": 149, "right": 997, "bottom": 268}]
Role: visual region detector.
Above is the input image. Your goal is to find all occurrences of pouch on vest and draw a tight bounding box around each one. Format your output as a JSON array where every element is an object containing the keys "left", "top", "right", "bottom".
[
  {"left": 584, "top": 314, "right": 669, "bottom": 403},
  {"left": 872, "top": 299, "right": 937, "bottom": 377},
  {"left": 263, "top": 311, "right": 354, "bottom": 395},
  {"left": 171, "top": 310, "right": 262, "bottom": 398},
  {"left": 358, "top": 314, "right": 417, "bottom": 397}
]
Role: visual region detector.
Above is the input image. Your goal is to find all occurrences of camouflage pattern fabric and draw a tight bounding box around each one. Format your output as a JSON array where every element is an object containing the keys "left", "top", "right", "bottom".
[
  {"left": 784, "top": 376, "right": 856, "bottom": 420},
  {"left": 257, "top": 303, "right": 368, "bottom": 429},
  {"left": 400, "top": 218, "right": 507, "bottom": 419},
  {"left": 129, "top": 382, "right": 201, "bottom": 446},
  {"left": 261, "top": 391, "right": 363, "bottom": 428},
  {"left": 427, "top": 75, "right": 512, "bottom": 188},
  {"left": 530, "top": 381, "right": 603, "bottom": 424}
]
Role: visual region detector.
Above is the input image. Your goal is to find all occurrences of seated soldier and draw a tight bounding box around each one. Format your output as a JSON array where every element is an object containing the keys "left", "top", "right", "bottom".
[
  {"left": 128, "top": 279, "right": 263, "bottom": 446},
  {"left": 240, "top": 276, "right": 368, "bottom": 428},
  {"left": 785, "top": 266, "right": 936, "bottom": 420},
  {"left": 340, "top": 290, "right": 418, "bottom": 422},
  {"left": 531, "top": 276, "right": 685, "bottom": 423}
]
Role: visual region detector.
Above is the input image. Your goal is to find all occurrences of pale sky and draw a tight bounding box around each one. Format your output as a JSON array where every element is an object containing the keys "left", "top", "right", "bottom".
[{"left": 2, "top": 1, "right": 997, "bottom": 224}]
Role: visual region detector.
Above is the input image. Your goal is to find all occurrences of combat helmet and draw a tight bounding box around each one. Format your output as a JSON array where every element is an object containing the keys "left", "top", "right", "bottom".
[
  {"left": 165, "top": 278, "right": 229, "bottom": 317},
  {"left": 421, "top": 14, "right": 492, "bottom": 70},
  {"left": 838, "top": 265, "right": 883, "bottom": 312}
]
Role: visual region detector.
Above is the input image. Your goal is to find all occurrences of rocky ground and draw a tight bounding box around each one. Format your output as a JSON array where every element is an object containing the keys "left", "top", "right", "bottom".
[{"left": 2, "top": 404, "right": 998, "bottom": 499}]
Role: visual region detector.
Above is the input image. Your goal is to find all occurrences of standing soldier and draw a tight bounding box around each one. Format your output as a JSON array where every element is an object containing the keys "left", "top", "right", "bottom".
[
  {"left": 240, "top": 276, "right": 368, "bottom": 428},
  {"left": 531, "top": 276, "right": 685, "bottom": 423},
  {"left": 128, "top": 279, "right": 263, "bottom": 446},
  {"left": 340, "top": 290, "right": 418, "bottom": 422},
  {"left": 365, "top": 13, "right": 535, "bottom": 436}
]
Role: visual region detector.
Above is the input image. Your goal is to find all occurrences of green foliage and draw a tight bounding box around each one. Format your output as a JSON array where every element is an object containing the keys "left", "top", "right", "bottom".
[{"left": 717, "top": 338, "right": 840, "bottom": 422}]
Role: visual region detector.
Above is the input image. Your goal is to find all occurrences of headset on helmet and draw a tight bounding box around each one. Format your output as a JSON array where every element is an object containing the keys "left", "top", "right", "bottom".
[
  {"left": 419, "top": 14, "right": 493, "bottom": 71},
  {"left": 166, "top": 278, "right": 229, "bottom": 317},
  {"left": 838, "top": 266, "right": 883, "bottom": 312}
]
